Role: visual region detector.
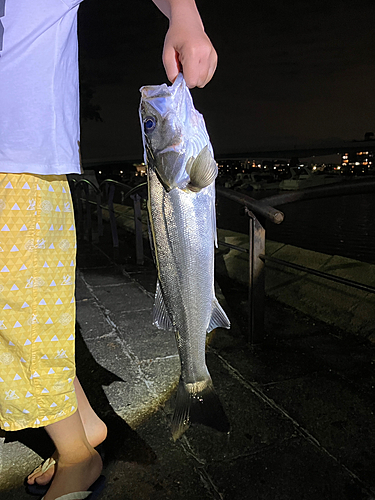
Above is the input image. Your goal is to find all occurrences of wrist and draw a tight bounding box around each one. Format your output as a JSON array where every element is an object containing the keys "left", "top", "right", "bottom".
[{"left": 168, "top": 0, "right": 204, "bottom": 31}]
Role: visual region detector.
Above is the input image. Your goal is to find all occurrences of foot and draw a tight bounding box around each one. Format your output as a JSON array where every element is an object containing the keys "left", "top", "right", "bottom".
[
  {"left": 27, "top": 418, "right": 107, "bottom": 487},
  {"left": 43, "top": 447, "right": 102, "bottom": 500}
]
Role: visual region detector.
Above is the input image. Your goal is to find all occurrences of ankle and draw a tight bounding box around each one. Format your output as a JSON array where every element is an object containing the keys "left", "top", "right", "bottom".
[
  {"left": 81, "top": 415, "right": 107, "bottom": 448},
  {"left": 57, "top": 444, "right": 98, "bottom": 466}
]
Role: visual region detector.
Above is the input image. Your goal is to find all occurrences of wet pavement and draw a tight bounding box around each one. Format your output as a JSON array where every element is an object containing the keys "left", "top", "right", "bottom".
[{"left": 2, "top": 227, "right": 375, "bottom": 500}]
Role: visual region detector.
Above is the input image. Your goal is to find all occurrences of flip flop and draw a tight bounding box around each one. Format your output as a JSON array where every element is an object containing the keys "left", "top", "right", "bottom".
[
  {"left": 25, "top": 458, "right": 56, "bottom": 496},
  {"left": 25, "top": 445, "right": 105, "bottom": 496},
  {"left": 39, "top": 475, "right": 106, "bottom": 500}
]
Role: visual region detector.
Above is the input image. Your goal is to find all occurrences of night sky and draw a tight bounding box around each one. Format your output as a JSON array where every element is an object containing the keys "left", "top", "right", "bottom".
[{"left": 78, "top": 0, "right": 375, "bottom": 161}]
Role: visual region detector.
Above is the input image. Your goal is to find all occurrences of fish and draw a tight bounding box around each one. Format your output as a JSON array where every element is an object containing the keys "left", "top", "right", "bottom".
[{"left": 139, "top": 73, "right": 231, "bottom": 440}]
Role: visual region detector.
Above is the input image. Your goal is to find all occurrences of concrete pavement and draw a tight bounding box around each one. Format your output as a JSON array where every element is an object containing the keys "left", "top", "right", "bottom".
[{"left": 1, "top": 236, "right": 375, "bottom": 499}]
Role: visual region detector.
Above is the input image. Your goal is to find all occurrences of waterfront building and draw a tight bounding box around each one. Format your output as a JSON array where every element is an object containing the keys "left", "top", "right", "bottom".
[{"left": 341, "top": 150, "right": 374, "bottom": 175}]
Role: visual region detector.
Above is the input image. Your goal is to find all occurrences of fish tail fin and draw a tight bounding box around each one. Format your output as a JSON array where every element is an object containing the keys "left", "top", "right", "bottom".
[{"left": 171, "top": 378, "right": 230, "bottom": 441}]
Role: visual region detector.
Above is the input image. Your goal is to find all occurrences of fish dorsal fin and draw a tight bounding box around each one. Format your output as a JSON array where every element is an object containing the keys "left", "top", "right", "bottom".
[
  {"left": 211, "top": 191, "right": 218, "bottom": 248},
  {"left": 187, "top": 145, "right": 218, "bottom": 192},
  {"left": 207, "top": 297, "right": 231, "bottom": 333},
  {"left": 153, "top": 280, "right": 174, "bottom": 331}
]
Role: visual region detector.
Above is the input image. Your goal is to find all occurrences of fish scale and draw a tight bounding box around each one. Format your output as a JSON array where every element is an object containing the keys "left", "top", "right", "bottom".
[
  {"left": 149, "top": 169, "right": 213, "bottom": 380},
  {"left": 140, "top": 73, "right": 230, "bottom": 440}
]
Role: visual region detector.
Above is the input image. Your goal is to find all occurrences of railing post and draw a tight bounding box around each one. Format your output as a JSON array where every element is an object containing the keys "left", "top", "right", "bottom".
[
  {"left": 131, "top": 193, "right": 144, "bottom": 265},
  {"left": 77, "top": 185, "right": 84, "bottom": 240},
  {"left": 96, "top": 192, "right": 103, "bottom": 237},
  {"left": 83, "top": 183, "right": 92, "bottom": 242},
  {"left": 107, "top": 184, "right": 119, "bottom": 249},
  {"left": 247, "top": 209, "right": 265, "bottom": 345}
]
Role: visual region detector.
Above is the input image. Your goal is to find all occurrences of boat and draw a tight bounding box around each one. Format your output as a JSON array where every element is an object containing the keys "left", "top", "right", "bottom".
[
  {"left": 226, "top": 172, "right": 280, "bottom": 191},
  {"left": 279, "top": 166, "right": 343, "bottom": 191}
]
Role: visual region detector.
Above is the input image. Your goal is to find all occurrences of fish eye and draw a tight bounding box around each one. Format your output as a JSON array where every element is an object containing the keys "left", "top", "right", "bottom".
[{"left": 144, "top": 116, "right": 156, "bottom": 133}]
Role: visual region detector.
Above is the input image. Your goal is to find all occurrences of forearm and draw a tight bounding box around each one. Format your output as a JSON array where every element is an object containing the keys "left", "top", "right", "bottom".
[
  {"left": 152, "top": 0, "right": 204, "bottom": 30},
  {"left": 152, "top": 0, "right": 217, "bottom": 88}
]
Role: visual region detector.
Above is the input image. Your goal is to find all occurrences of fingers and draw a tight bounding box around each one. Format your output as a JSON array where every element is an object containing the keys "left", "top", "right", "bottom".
[
  {"left": 162, "top": 31, "right": 218, "bottom": 88},
  {"left": 180, "top": 46, "right": 217, "bottom": 88}
]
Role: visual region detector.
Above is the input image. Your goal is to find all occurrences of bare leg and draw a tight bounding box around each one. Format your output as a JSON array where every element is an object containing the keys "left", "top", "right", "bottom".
[
  {"left": 27, "top": 377, "right": 107, "bottom": 486},
  {"left": 73, "top": 377, "right": 107, "bottom": 446},
  {"left": 41, "top": 410, "right": 102, "bottom": 500}
]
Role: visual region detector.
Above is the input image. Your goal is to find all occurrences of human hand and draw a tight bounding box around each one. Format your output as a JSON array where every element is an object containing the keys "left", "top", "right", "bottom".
[
  {"left": 155, "top": 0, "right": 217, "bottom": 88},
  {"left": 163, "top": 23, "right": 217, "bottom": 89}
]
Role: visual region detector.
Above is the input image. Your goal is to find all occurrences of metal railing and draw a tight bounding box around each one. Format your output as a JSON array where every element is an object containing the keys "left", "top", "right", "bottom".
[
  {"left": 216, "top": 187, "right": 283, "bottom": 345},
  {"left": 69, "top": 178, "right": 103, "bottom": 242},
  {"left": 217, "top": 179, "right": 375, "bottom": 344},
  {"left": 70, "top": 174, "right": 375, "bottom": 345},
  {"left": 69, "top": 177, "right": 147, "bottom": 264}
]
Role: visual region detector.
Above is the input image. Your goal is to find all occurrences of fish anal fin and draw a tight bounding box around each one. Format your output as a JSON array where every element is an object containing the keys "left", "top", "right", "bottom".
[
  {"left": 187, "top": 145, "right": 218, "bottom": 192},
  {"left": 153, "top": 280, "right": 173, "bottom": 331},
  {"left": 207, "top": 297, "right": 231, "bottom": 333},
  {"left": 171, "top": 378, "right": 230, "bottom": 441}
]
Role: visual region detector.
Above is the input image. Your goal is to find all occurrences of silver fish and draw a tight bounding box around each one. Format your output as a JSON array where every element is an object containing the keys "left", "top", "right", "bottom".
[{"left": 139, "top": 73, "right": 230, "bottom": 440}]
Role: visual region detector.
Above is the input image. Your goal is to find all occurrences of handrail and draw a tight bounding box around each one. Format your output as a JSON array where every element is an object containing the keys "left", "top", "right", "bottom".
[
  {"left": 216, "top": 186, "right": 284, "bottom": 224},
  {"left": 260, "top": 254, "right": 375, "bottom": 294},
  {"left": 72, "top": 177, "right": 101, "bottom": 195},
  {"left": 99, "top": 179, "right": 147, "bottom": 202}
]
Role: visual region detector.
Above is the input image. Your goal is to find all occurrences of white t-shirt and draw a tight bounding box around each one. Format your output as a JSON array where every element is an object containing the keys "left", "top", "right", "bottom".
[{"left": 0, "top": 0, "right": 83, "bottom": 175}]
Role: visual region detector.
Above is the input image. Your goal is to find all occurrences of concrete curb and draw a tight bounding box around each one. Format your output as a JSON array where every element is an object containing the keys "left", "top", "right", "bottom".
[{"left": 217, "top": 231, "right": 375, "bottom": 340}]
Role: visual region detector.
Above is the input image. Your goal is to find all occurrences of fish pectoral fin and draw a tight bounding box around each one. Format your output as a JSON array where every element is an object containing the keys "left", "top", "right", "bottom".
[
  {"left": 207, "top": 297, "right": 231, "bottom": 332},
  {"left": 152, "top": 280, "right": 174, "bottom": 331},
  {"left": 184, "top": 156, "right": 195, "bottom": 178},
  {"left": 187, "top": 145, "right": 218, "bottom": 192}
]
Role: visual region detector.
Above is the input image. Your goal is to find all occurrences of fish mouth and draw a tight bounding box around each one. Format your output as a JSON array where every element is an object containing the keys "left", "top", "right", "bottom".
[{"left": 158, "top": 142, "right": 184, "bottom": 155}]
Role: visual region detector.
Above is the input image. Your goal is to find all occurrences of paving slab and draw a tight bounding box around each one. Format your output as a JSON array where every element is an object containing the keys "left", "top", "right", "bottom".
[
  {"left": 116, "top": 309, "right": 177, "bottom": 360},
  {"left": 263, "top": 374, "right": 375, "bottom": 485},
  {"left": 206, "top": 436, "right": 371, "bottom": 500},
  {"left": 2, "top": 237, "right": 375, "bottom": 500}
]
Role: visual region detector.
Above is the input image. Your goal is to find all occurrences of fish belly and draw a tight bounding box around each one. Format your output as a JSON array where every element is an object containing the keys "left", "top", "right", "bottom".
[{"left": 148, "top": 168, "right": 214, "bottom": 384}]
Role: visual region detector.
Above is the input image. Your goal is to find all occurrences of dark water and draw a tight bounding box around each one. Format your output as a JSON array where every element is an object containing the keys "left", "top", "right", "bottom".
[{"left": 216, "top": 191, "right": 375, "bottom": 265}]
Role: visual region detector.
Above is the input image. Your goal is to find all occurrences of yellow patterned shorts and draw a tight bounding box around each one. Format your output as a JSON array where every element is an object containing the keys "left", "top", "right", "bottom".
[{"left": 0, "top": 173, "right": 78, "bottom": 431}]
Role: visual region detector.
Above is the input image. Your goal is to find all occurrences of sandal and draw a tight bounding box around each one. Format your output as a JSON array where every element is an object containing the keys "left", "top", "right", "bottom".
[
  {"left": 25, "top": 445, "right": 105, "bottom": 497},
  {"left": 39, "top": 475, "right": 106, "bottom": 500},
  {"left": 25, "top": 458, "right": 56, "bottom": 496}
]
